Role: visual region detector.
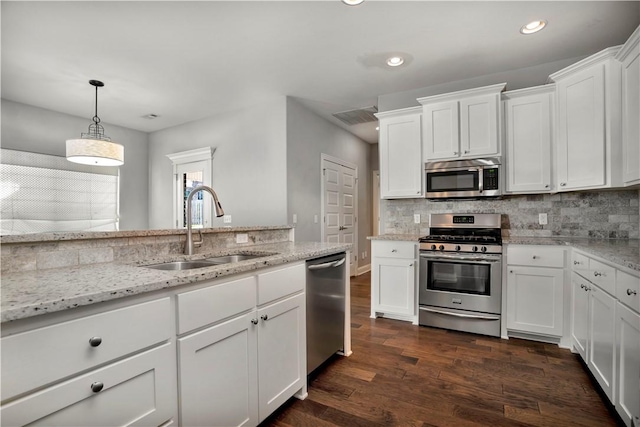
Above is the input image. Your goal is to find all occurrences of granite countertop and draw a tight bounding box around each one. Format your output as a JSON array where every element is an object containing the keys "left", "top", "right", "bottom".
[
  {"left": 369, "top": 234, "right": 640, "bottom": 272},
  {"left": 1, "top": 241, "right": 350, "bottom": 323}
]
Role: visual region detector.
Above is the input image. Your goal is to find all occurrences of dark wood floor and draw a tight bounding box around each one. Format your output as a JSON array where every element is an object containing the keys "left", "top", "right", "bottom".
[{"left": 261, "top": 272, "right": 620, "bottom": 427}]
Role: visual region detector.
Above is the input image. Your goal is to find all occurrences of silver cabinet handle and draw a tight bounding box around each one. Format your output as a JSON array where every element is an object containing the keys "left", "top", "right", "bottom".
[
  {"left": 560, "top": 182, "right": 567, "bottom": 187},
  {"left": 594, "top": 271, "right": 602, "bottom": 277},
  {"left": 88, "top": 337, "right": 102, "bottom": 347},
  {"left": 251, "top": 318, "right": 259, "bottom": 325},
  {"left": 90, "top": 382, "right": 104, "bottom": 393},
  {"left": 628, "top": 289, "right": 638, "bottom": 296},
  {"left": 261, "top": 314, "right": 269, "bottom": 321}
]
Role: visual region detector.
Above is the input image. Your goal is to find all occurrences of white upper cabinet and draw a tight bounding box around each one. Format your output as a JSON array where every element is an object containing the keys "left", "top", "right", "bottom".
[
  {"left": 503, "top": 85, "right": 554, "bottom": 194},
  {"left": 549, "top": 47, "right": 623, "bottom": 191},
  {"left": 418, "top": 83, "right": 506, "bottom": 162},
  {"left": 376, "top": 107, "right": 423, "bottom": 199},
  {"left": 617, "top": 25, "right": 640, "bottom": 186}
]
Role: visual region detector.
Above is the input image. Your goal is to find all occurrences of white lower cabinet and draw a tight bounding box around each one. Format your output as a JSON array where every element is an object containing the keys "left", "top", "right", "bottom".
[
  {"left": 179, "top": 312, "right": 259, "bottom": 427},
  {"left": 587, "top": 284, "right": 616, "bottom": 401},
  {"left": 177, "top": 263, "right": 307, "bottom": 426},
  {"left": 371, "top": 241, "right": 417, "bottom": 322},
  {"left": 506, "top": 245, "right": 566, "bottom": 340},
  {"left": 571, "top": 272, "right": 590, "bottom": 360},
  {"left": 616, "top": 302, "right": 640, "bottom": 426},
  {"left": 507, "top": 266, "right": 564, "bottom": 337}
]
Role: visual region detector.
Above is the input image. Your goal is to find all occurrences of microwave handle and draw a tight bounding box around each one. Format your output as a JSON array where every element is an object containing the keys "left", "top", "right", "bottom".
[{"left": 478, "top": 168, "right": 483, "bottom": 194}]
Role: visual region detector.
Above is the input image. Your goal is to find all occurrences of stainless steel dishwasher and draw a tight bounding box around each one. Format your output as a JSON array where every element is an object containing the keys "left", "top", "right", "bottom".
[{"left": 306, "top": 252, "right": 346, "bottom": 375}]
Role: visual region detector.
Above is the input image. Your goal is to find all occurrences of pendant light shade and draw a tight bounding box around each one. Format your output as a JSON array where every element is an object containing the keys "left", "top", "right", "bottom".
[{"left": 66, "top": 80, "right": 124, "bottom": 166}]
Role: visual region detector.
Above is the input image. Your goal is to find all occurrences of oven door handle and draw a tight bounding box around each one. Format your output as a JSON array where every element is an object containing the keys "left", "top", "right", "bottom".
[
  {"left": 419, "top": 253, "right": 501, "bottom": 263},
  {"left": 419, "top": 306, "right": 500, "bottom": 321}
]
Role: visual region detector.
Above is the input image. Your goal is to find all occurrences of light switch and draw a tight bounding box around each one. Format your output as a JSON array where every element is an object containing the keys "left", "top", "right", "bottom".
[
  {"left": 223, "top": 215, "right": 232, "bottom": 224},
  {"left": 414, "top": 214, "right": 421, "bottom": 224},
  {"left": 292, "top": 214, "right": 297, "bottom": 224},
  {"left": 539, "top": 213, "right": 548, "bottom": 225}
]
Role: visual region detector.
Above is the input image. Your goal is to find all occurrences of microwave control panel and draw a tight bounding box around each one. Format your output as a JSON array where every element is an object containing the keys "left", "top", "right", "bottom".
[{"left": 483, "top": 168, "right": 499, "bottom": 190}]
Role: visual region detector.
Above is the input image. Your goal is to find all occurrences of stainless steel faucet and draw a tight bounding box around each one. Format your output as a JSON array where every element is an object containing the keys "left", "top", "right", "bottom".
[{"left": 184, "top": 185, "right": 225, "bottom": 255}]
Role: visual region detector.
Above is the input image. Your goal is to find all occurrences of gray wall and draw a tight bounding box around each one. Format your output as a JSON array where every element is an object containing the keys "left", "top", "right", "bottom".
[
  {"left": 147, "top": 97, "right": 288, "bottom": 229},
  {"left": 382, "top": 189, "right": 640, "bottom": 239},
  {"left": 286, "top": 97, "right": 372, "bottom": 267},
  {"left": 1, "top": 99, "right": 150, "bottom": 230},
  {"left": 378, "top": 56, "right": 585, "bottom": 112}
]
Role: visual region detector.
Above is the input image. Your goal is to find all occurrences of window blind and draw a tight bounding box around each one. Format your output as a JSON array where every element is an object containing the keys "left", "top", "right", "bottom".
[{"left": 0, "top": 149, "right": 120, "bottom": 235}]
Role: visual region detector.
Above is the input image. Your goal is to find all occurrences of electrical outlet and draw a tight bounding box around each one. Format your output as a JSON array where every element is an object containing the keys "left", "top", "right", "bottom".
[
  {"left": 236, "top": 233, "right": 248, "bottom": 244},
  {"left": 362, "top": 252, "right": 366, "bottom": 259},
  {"left": 414, "top": 214, "right": 421, "bottom": 224},
  {"left": 292, "top": 213, "right": 297, "bottom": 224},
  {"left": 223, "top": 215, "right": 232, "bottom": 224},
  {"left": 539, "top": 213, "right": 548, "bottom": 225}
]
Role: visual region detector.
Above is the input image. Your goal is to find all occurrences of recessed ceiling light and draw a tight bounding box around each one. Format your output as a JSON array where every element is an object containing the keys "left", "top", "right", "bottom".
[
  {"left": 386, "top": 56, "right": 404, "bottom": 67},
  {"left": 142, "top": 113, "right": 160, "bottom": 120},
  {"left": 520, "top": 20, "right": 547, "bottom": 35},
  {"left": 342, "top": 0, "right": 364, "bottom": 5}
]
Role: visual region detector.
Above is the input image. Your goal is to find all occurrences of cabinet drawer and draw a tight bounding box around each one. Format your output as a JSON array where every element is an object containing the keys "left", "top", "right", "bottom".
[
  {"left": 571, "top": 251, "right": 590, "bottom": 272},
  {"left": 372, "top": 241, "right": 416, "bottom": 259},
  {"left": 507, "top": 245, "right": 565, "bottom": 268},
  {"left": 617, "top": 270, "right": 640, "bottom": 313},
  {"left": 177, "top": 276, "right": 257, "bottom": 334},
  {"left": 257, "top": 263, "right": 305, "bottom": 306},
  {"left": 1, "top": 342, "right": 177, "bottom": 427},
  {"left": 1, "top": 298, "right": 171, "bottom": 401},
  {"left": 589, "top": 259, "right": 616, "bottom": 295}
]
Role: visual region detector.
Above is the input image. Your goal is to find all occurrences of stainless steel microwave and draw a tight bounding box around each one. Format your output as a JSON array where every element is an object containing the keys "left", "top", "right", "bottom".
[{"left": 425, "top": 157, "right": 502, "bottom": 199}]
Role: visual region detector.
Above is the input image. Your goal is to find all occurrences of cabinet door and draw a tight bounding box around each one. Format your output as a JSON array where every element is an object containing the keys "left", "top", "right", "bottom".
[
  {"left": 1, "top": 343, "right": 177, "bottom": 427},
  {"left": 571, "top": 273, "right": 589, "bottom": 360},
  {"left": 423, "top": 100, "right": 459, "bottom": 160},
  {"left": 556, "top": 64, "right": 606, "bottom": 190},
  {"left": 178, "top": 312, "right": 259, "bottom": 427},
  {"left": 616, "top": 303, "right": 640, "bottom": 426},
  {"left": 372, "top": 257, "right": 416, "bottom": 317},
  {"left": 621, "top": 38, "right": 640, "bottom": 186},
  {"left": 257, "top": 292, "right": 305, "bottom": 422},
  {"left": 459, "top": 94, "right": 500, "bottom": 158},
  {"left": 379, "top": 113, "right": 423, "bottom": 198},
  {"left": 505, "top": 93, "right": 552, "bottom": 193},
  {"left": 588, "top": 284, "right": 616, "bottom": 401},
  {"left": 507, "top": 266, "right": 563, "bottom": 337}
]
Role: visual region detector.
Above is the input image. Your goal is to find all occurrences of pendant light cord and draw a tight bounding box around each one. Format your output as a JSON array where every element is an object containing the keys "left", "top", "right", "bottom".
[{"left": 93, "top": 83, "right": 101, "bottom": 125}]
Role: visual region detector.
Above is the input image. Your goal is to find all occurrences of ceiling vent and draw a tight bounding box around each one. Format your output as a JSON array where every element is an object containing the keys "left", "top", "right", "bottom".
[{"left": 332, "top": 106, "right": 378, "bottom": 126}]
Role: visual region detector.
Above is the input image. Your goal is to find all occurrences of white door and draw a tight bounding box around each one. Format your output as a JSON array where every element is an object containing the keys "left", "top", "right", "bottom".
[
  {"left": 322, "top": 156, "right": 357, "bottom": 276},
  {"left": 175, "top": 160, "right": 211, "bottom": 229}
]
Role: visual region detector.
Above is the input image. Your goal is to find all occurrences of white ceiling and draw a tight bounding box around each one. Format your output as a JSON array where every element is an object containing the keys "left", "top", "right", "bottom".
[{"left": 2, "top": 1, "right": 639, "bottom": 144}]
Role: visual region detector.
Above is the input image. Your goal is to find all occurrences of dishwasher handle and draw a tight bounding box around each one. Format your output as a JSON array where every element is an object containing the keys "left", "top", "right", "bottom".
[{"left": 307, "top": 257, "right": 346, "bottom": 270}]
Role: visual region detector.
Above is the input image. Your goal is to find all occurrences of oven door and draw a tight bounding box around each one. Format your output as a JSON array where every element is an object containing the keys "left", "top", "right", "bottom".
[
  {"left": 419, "top": 252, "right": 502, "bottom": 314},
  {"left": 425, "top": 168, "right": 481, "bottom": 198}
]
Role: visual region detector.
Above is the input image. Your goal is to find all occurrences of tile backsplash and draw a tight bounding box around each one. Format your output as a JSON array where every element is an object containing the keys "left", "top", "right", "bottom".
[{"left": 382, "top": 189, "right": 640, "bottom": 239}]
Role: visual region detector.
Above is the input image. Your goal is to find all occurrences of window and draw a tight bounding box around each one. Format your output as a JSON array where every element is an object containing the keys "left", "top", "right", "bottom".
[{"left": 0, "top": 149, "right": 120, "bottom": 234}]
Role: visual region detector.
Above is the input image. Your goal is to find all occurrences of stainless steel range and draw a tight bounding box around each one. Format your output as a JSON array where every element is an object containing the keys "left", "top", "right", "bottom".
[{"left": 418, "top": 213, "right": 502, "bottom": 337}]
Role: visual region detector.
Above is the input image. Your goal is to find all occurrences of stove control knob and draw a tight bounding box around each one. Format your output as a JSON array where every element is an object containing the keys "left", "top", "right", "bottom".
[
  {"left": 472, "top": 246, "right": 478, "bottom": 252},
  {"left": 481, "top": 246, "right": 487, "bottom": 253},
  {"left": 438, "top": 245, "right": 445, "bottom": 251},
  {"left": 430, "top": 244, "right": 436, "bottom": 251},
  {"left": 455, "top": 245, "right": 461, "bottom": 251}
]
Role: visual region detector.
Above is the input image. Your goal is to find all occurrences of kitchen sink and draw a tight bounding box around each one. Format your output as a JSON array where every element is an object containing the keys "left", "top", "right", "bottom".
[
  {"left": 204, "top": 254, "right": 271, "bottom": 264},
  {"left": 144, "top": 260, "right": 220, "bottom": 271}
]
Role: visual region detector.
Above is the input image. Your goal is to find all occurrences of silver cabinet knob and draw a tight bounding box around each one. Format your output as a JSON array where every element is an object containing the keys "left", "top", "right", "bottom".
[
  {"left": 88, "top": 337, "right": 102, "bottom": 347},
  {"left": 409, "top": 263, "right": 414, "bottom": 267},
  {"left": 90, "top": 382, "right": 104, "bottom": 393},
  {"left": 532, "top": 255, "right": 538, "bottom": 259},
  {"left": 594, "top": 271, "right": 602, "bottom": 277},
  {"left": 545, "top": 184, "right": 550, "bottom": 188},
  {"left": 391, "top": 249, "right": 397, "bottom": 253},
  {"left": 261, "top": 314, "right": 269, "bottom": 321},
  {"left": 580, "top": 283, "right": 586, "bottom": 289},
  {"left": 560, "top": 182, "right": 567, "bottom": 187},
  {"left": 573, "top": 260, "right": 580, "bottom": 265},
  {"left": 628, "top": 289, "right": 637, "bottom": 296},
  {"left": 463, "top": 150, "right": 469, "bottom": 154},
  {"left": 251, "top": 318, "right": 259, "bottom": 325},
  {"left": 453, "top": 152, "right": 459, "bottom": 155},
  {"left": 510, "top": 270, "right": 513, "bottom": 273}
]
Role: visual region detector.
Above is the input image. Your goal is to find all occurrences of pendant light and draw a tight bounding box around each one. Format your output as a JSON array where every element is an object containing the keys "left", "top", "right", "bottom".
[{"left": 66, "top": 80, "right": 124, "bottom": 166}]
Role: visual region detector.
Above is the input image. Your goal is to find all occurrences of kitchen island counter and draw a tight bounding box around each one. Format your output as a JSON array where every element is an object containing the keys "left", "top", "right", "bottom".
[{"left": 1, "top": 241, "right": 350, "bottom": 323}]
